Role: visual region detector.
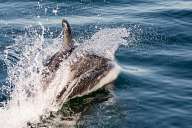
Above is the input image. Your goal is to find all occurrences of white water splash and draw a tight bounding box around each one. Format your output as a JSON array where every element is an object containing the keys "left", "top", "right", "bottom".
[
  {"left": 75, "top": 28, "right": 129, "bottom": 60},
  {"left": 0, "top": 26, "right": 129, "bottom": 128}
]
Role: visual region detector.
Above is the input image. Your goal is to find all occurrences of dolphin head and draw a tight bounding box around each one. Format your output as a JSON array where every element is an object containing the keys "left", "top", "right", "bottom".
[{"left": 62, "top": 19, "right": 73, "bottom": 50}]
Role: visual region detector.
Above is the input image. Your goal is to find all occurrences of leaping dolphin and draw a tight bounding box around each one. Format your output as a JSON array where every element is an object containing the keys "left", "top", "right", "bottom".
[{"left": 42, "top": 19, "right": 119, "bottom": 107}]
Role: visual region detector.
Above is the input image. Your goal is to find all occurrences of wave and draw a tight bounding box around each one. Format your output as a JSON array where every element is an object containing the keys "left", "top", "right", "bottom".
[{"left": 0, "top": 25, "right": 129, "bottom": 128}]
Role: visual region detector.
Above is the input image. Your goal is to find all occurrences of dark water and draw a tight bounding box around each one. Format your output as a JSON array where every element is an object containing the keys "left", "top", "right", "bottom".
[{"left": 0, "top": 0, "right": 192, "bottom": 128}]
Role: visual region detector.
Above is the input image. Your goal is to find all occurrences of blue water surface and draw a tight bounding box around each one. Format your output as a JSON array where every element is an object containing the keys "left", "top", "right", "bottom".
[{"left": 0, "top": 0, "right": 192, "bottom": 128}]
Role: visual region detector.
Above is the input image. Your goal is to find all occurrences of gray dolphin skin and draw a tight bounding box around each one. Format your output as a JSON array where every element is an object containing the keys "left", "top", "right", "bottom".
[
  {"left": 42, "top": 19, "right": 119, "bottom": 107},
  {"left": 56, "top": 54, "right": 114, "bottom": 105},
  {"left": 44, "top": 19, "right": 75, "bottom": 73}
]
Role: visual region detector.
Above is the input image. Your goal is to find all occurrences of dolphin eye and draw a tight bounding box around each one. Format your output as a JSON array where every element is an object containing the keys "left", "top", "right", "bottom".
[
  {"left": 62, "top": 23, "right": 66, "bottom": 29},
  {"left": 62, "top": 19, "right": 69, "bottom": 28}
]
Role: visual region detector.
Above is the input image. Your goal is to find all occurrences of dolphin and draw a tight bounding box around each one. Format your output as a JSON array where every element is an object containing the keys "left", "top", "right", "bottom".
[{"left": 42, "top": 19, "right": 119, "bottom": 107}]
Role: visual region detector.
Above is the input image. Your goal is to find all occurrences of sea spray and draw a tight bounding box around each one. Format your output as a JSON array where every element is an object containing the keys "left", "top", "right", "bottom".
[{"left": 0, "top": 26, "right": 129, "bottom": 128}]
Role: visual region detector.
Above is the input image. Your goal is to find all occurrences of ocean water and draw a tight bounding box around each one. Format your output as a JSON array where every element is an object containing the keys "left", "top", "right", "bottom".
[{"left": 0, "top": 0, "right": 192, "bottom": 128}]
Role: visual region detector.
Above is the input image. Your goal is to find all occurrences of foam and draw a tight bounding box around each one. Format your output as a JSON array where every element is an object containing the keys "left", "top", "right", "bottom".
[{"left": 0, "top": 26, "right": 129, "bottom": 128}]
